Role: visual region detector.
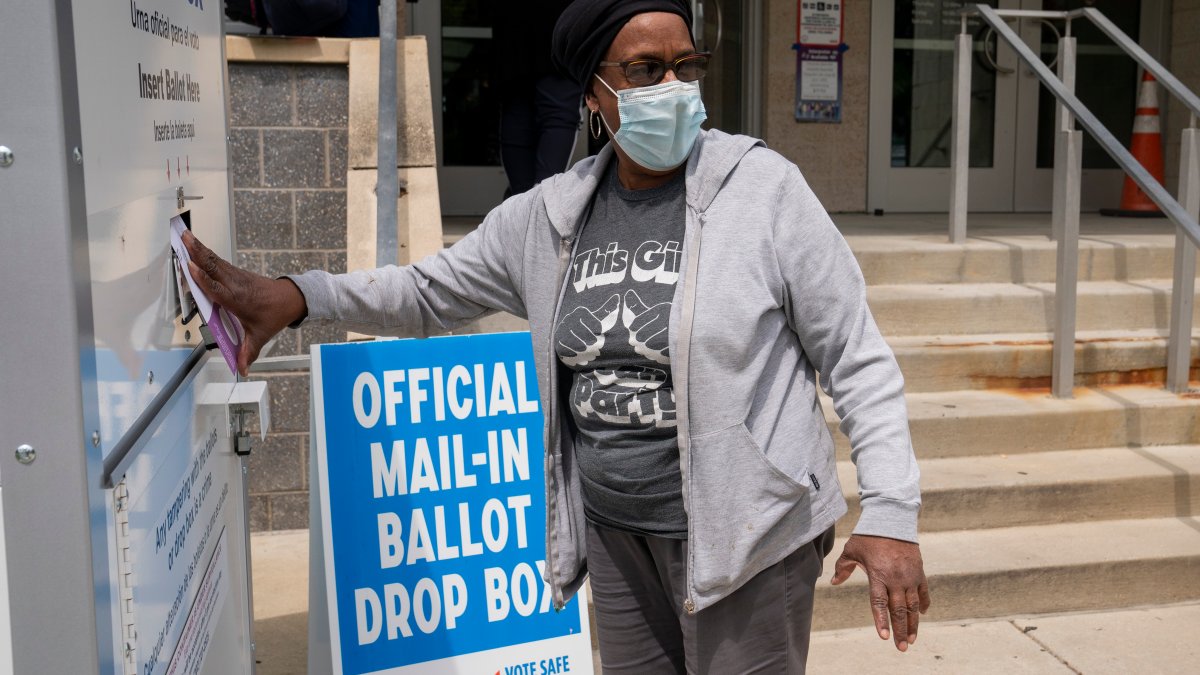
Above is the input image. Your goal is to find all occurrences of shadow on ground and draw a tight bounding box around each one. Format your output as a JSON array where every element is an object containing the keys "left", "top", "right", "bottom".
[{"left": 254, "top": 611, "right": 309, "bottom": 675}]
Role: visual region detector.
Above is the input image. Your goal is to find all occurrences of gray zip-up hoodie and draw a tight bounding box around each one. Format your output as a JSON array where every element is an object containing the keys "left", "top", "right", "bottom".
[{"left": 290, "top": 129, "right": 920, "bottom": 614}]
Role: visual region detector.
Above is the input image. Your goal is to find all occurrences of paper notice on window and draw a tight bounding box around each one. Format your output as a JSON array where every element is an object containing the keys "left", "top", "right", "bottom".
[{"left": 169, "top": 216, "right": 244, "bottom": 374}]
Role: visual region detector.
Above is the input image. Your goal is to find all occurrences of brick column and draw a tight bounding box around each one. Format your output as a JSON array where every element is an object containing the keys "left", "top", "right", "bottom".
[{"left": 228, "top": 61, "right": 350, "bottom": 530}]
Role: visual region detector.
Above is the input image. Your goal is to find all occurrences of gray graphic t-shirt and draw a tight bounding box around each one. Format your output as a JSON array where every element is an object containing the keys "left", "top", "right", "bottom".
[{"left": 554, "top": 162, "right": 687, "bottom": 538}]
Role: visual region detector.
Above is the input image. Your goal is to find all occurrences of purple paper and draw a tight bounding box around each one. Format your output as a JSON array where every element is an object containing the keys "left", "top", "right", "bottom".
[{"left": 205, "top": 304, "right": 245, "bottom": 375}]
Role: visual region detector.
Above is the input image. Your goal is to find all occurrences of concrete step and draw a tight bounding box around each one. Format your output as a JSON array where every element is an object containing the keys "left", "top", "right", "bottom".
[
  {"left": 813, "top": 517, "right": 1200, "bottom": 631},
  {"left": 835, "top": 445, "right": 1200, "bottom": 533},
  {"left": 824, "top": 385, "right": 1200, "bottom": 459},
  {"left": 890, "top": 329, "right": 1199, "bottom": 392},
  {"left": 867, "top": 279, "right": 1192, "bottom": 336},
  {"left": 848, "top": 234, "right": 1182, "bottom": 286}
]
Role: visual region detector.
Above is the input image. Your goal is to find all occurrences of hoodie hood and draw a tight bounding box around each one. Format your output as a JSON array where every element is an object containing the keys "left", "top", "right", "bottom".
[{"left": 541, "top": 128, "right": 765, "bottom": 238}]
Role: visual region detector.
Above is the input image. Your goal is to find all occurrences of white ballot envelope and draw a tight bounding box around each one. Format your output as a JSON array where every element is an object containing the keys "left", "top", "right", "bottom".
[{"left": 169, "top": 216, "right": 244, "bottom": 375}]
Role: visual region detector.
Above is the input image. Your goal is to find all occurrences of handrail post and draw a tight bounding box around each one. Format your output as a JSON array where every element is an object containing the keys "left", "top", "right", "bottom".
[
  {"left": 1167, "top": 124, "right": 1200, "bottom": 392},
  {"left": 1051, "top": 36, "right": 1077, "bottom": 242},
  {"left": 1051, "top": 35, "right": 1089, "bottom": 393},
  {"left": 1051, "top": 34, "right": 1080, "bottom": 398},
  {"left": 1051, "top": 128, "right": 1082, "bottom": 399},
  {"left": 949, "top": 30, "right": 972, "bottom": 243},
  {"left": 376, "top": 0, "right": 400, "bottom": 268}
]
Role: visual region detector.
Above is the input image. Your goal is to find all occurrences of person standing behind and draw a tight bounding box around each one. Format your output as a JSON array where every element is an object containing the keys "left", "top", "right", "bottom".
[{"left": 492, "top": 0, "right": 583, "bottom": 196}]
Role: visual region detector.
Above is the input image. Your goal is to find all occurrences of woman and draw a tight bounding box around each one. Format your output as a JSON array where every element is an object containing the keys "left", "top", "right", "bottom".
[{"left": 186, "top": 1, "right": 929, "bottom": 671}]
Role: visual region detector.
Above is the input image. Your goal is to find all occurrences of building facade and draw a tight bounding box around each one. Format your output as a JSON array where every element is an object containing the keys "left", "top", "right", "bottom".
[{"left": 407, "top": 0, "right": 1198, "bottom": 215}]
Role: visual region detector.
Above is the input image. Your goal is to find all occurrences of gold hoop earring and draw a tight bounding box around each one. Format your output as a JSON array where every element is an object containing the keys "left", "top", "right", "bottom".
[{"left": 589, "top": 109, "right": 603, "bottom": 140}]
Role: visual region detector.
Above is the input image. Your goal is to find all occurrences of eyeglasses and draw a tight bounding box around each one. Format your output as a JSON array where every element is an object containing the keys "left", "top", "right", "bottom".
[{"left": 597, "top": 52, "right": 711, "bottom": 87}]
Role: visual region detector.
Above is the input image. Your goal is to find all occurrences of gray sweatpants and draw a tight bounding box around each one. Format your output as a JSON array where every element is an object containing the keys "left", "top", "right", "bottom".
[{"left": 587, "top": 521, "right": 836, "bottom": 674}]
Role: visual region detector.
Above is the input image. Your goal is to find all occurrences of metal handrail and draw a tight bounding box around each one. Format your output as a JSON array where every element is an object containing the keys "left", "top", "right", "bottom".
[
  {"left": 960, "top": 7, "right": 1200, "bottom": 118},
  {"left": 956, "top": 9, "right": 1199, "bottom": 121},
  {"left": 1080, "top": 8, "right": 1200, "bottom": 122},
  {"left": 959, "top": 5, "right": 1200, "bottom": 247},
  {"left": 951, "top": 4, "right": 1200, "bottom": 397}
]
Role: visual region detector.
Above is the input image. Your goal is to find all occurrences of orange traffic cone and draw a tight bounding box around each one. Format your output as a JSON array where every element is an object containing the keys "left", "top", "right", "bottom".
[{"left": 1101, "top": 71, "right": 1167, "bottom": 217}]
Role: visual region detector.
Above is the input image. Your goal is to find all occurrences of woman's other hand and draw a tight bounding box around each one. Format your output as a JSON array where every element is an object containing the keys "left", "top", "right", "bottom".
[
  {"left": 182, "top": 230, "right": 308, "bottom": 377},
  {"left": 830, "top": 534, "right": 931, "bottom": 652}
]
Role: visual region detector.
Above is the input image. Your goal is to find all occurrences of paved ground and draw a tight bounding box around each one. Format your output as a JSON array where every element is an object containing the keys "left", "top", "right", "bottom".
[{"left": 251, "top": 529, "right": 1200, "bottom": 674}]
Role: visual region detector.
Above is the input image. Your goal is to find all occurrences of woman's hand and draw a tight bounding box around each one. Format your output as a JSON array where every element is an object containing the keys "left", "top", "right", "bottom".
[
  {"left": 830, "top": 534, "right": 931, "bottom": 652},
  {"left": 182, "top": 230, "right": 308, "bottom": 376}
]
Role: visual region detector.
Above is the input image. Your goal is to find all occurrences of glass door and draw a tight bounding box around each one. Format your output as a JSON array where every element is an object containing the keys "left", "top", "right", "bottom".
[
  {"left": 873, "top": 0, "right": 1022, "bottom": 210},
  {"left": 409, "top": 0, "right": 509, "bottom": 216},
  {"left": 869, "top": 0, "right": 1022, "bottom": 213},
  {"left": 1012, "top": 0, "right": 1162, "bottom": 211},
  {"left": 870, "top": 0, "right": 1164, "bottom": 213}
]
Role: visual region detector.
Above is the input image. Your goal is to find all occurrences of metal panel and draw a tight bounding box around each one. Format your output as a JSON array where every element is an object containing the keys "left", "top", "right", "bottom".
[
  {"left": 71, "top": 0, "right": 233, "bottom": 458},
  {"left": 111, "top": 359, "right": 253, "bottom": 675},
  {"left": 1, "top": 1, "right": 255, "bottom": 672},
  {"left": 0, "top": 0, "right": 103, "bottom": 671}
]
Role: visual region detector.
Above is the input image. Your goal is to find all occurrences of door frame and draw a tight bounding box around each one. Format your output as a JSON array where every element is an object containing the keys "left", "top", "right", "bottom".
[
  {"left": 407, "top": 1, "right": 511, "bottom": 217},
  {"left": 867, "top": 0, "right": 1024, "bottom": 214}
]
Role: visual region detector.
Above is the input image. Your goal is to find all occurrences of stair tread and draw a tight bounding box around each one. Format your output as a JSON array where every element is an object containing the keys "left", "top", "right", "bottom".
[
  {"left": 886, "top": 328, "right": 1174, "bottom": 349},
  {"left": 869, "top": 278, "right": 1177, "bottom": 297},
  {"left": 822, "top": 383, "right": 1200, "bottom": 423},
  {"left": 845, "top": 233, "right": 1177, "bottom": 253},
  {"left": 836, "top": 445, "right": 1200, "bottom": 495},
  {"left": 817, "top": 517, "right": 1200, "bottom": 589}
]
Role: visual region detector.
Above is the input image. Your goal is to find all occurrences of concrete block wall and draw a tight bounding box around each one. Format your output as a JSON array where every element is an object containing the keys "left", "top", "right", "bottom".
[{"left": 227, "top": 57, "right": 351, "bottom": 531}]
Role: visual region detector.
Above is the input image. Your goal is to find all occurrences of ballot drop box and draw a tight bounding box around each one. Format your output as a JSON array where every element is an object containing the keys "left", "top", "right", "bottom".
[{"left": 0, "top": 2, "right": 261, "bottom": 674}]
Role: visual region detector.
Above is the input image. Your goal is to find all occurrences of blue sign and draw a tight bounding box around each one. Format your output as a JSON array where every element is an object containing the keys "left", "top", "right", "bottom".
[{"left": 312, "top": 333, "right": 590, "bottom": 675}]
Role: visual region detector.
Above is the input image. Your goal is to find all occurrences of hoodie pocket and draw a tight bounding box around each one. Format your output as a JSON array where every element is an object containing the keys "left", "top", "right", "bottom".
[{"left": 688, "top": 423, "right": 812, "bottom": 594}]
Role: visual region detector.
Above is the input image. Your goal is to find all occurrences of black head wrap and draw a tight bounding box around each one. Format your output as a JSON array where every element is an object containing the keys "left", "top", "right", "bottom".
[{"left": 551, "top": 0, "right": 694, "bottom": 87}]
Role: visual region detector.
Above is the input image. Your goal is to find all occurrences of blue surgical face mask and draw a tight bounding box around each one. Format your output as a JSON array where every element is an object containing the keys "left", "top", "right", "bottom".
[{"left": 595, "top": 75, "right": 707, "bottom": 172}]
